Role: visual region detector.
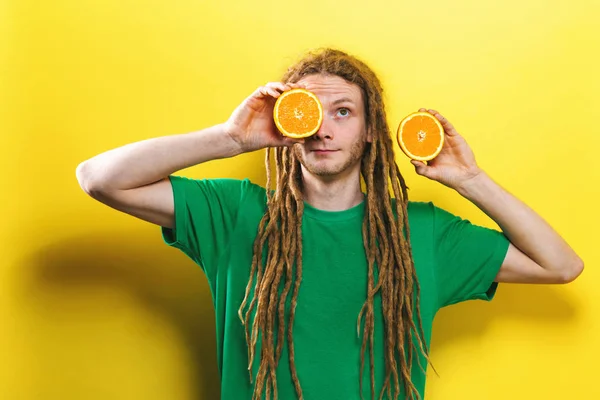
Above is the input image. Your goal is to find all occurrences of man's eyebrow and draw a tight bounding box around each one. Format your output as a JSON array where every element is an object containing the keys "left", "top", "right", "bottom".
[{"left": 331, "top": 97, "right": 355, "bottom": 106}]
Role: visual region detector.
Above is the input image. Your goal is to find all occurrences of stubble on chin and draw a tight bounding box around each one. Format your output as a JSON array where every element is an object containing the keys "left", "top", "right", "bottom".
[{"left": 292, "top": 140, "right": 367, "bottom": 177}]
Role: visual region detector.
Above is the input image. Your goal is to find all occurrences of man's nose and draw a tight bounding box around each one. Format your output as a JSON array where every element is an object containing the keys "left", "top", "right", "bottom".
[{"left": 312, "top": 117, "right": 332, "bottom": 141}]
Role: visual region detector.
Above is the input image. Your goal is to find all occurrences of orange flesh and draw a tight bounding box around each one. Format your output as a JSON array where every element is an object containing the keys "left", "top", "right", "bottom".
[
  {"left": 277, "top": 92, "right": 321, "bottom": 134},
  {"left": 401, "top": 115, "right": 443, "bottom": 157}
]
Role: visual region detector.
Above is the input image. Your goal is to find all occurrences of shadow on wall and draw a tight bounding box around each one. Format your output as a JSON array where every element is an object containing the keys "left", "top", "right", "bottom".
[
  {"left": 19, "top": 229, "right": 220, "bottom": 400},
  {"left": 17, "top": 221, "right": 581, "bottom": 399},
  {"left": 15, "top": 152, "right": 271, "bottom": 399},
  {"left": 431, "top": 278, "right": 579, "bottom": 357}
]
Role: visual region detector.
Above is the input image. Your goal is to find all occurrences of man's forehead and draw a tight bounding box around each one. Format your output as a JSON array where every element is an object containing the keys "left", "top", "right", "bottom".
[{"left": 296, "top": 74, "right": 362, "bottom": 103}]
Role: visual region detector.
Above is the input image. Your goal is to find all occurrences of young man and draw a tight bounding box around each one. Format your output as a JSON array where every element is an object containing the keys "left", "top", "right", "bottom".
[{"left": 76, "top": 48, "right": 583, "bottom": 400}]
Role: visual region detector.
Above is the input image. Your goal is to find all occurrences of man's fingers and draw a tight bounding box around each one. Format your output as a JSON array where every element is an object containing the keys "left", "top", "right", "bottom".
[
  {"left": 256, "top": 81, "right": 313, "bottom": 100},
  {"left": 411, "top": 159, "right": 437, "bottom": 180},
  {"left": 255, "top": 82, "right": 293, "bottom": 100},
  {"left": 266, "top": 82, "right": 288, "bottom": 93},
  {"left": 258, "top": 86, "right": 281, "bottom": 99},
  {"left": 428, "top": 109, "right": 459, "bottom": 136},
  {"left": 262, "top": 81, "right": 310, "bottom": 95},
  {"left": 411, "top": 160, "right": 427, "bottom": 174}
]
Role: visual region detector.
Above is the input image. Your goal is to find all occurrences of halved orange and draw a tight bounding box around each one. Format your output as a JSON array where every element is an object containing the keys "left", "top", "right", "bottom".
[
  {"left": 397, "top": 112, "right": 445, "bottom": 161},
  {"left": 273, "top": 88, "right": 323, "bottom": 138}
]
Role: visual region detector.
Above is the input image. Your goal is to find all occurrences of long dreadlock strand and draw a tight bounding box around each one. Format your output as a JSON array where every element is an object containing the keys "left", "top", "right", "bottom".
[{"left": 287, "top": 150, "right": 305, "bottom": 399}]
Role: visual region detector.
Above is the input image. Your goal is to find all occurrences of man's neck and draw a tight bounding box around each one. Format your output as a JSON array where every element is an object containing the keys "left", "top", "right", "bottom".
[{"left": 301, "top": 166, "right": 365, "bottom": 212}]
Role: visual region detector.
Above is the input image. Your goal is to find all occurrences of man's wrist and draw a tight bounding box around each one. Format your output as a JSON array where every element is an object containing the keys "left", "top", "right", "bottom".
[{"left": 455, "top": 169, "right": 493, "bottom": 201}]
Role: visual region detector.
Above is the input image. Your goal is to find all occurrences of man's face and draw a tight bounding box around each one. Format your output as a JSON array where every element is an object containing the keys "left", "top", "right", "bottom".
[{"left": 293, "top": 74, "right": 371, "bottom": 179}]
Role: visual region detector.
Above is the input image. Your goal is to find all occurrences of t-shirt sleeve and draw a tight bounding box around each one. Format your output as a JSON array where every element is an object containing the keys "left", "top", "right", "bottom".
[
  {"left": 431, "top": 203, "right": 510, "bottom": 309},
  {"left": 160, "top": 175, "right": 246, "bottom": 282}
]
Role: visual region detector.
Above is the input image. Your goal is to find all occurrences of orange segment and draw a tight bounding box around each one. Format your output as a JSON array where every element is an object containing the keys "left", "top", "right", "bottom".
[
  {"left": 273, "top": 89, "right": 323, "bottom": 138},
  {"left": 396, "top": 112, "right": 445, "bottom": 161}
]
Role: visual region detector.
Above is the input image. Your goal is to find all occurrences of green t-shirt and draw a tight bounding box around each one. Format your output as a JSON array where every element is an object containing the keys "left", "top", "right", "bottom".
[{"left": 161, "top": 176, "right": 510, "bottom": 399}]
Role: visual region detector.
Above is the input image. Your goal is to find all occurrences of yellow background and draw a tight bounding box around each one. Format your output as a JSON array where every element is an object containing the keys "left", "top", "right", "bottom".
[{"left": 2, "top": 0, "right": 599, "bottom": 398}]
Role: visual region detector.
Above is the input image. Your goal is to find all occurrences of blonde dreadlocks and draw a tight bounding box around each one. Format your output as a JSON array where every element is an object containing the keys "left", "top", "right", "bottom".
[{"left": 238, "top": 48, "right": 432, "bottom": 400}]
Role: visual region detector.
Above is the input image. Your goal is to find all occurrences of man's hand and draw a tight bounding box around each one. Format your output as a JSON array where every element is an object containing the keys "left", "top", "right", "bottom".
[
  {"left": 409, "top": 108, "right": 584, "bottom": 284},
  {"left": 410, "top": 108, "right": 483, "bottom": 193},
  {"left": 225, "top": 82, "right": 306, "bottom": 153}
]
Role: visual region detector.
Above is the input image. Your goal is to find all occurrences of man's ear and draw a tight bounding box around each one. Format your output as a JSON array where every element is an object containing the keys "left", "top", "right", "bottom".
[{"left": 366, "top": 127, "right": 373, "bottom": 143}]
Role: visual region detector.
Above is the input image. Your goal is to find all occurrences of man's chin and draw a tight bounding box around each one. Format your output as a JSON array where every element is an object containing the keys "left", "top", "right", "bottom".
[
  {"left": 296, "top": 157, "right": 337, "bottom": 175},
  {"left": 308, "top": 168, "right": 339, "bottom": 177}
]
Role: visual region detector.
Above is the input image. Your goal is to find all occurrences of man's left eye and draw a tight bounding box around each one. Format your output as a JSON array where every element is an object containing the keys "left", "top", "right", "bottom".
[{"left": 337, "top": 108, "right": 350, "bottom": 117}]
